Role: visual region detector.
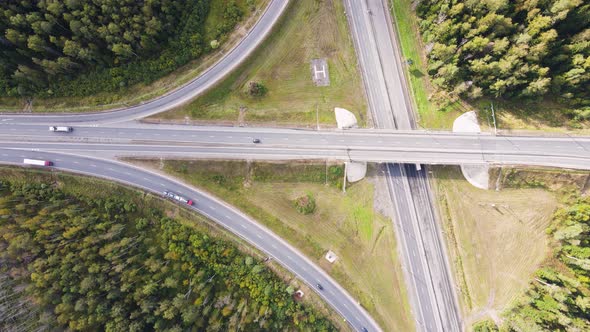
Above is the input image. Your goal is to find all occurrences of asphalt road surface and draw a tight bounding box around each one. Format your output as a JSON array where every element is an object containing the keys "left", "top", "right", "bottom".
[
  {"left": 344, "top": 0, "right": 461, "bottom": 330},
  {"left": 0, "top": 0, "right": 289, "bottom": 125},
  {"left": 1, "top": 125, "right": 589, "bottom": 169},
  {"left": 0, "top": 148, "right": 380, "bottom": 332}
]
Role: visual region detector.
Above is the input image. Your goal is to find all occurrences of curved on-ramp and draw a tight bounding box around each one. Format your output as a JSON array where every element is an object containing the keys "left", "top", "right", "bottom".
[{"left": 0, "top": 148, "right": 381, "bottom": 332}]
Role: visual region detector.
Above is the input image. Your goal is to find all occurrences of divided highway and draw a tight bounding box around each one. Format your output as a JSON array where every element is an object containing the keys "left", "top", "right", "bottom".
[
  {"left": 0, "top": 148, "right": 380, "bottom": 332},
  {"left": 344, "top": 0, "right": 461, "bottom": 330}
]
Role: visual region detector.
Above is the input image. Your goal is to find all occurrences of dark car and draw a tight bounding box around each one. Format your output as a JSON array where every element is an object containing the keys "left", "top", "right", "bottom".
[
  {"left": 316, "top": 283, "right": 323, "bottom": 290},
  {"left": 361, "top": 327, "right": 369, "bottom": 332},
  {"left": 253, "top": 138, "right": 261, "bottom": 143}
]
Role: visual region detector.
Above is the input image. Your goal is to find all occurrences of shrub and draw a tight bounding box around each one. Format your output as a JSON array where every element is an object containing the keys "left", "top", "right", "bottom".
[
  {"left": 294, "top": 194, "right": 316, "bottom": 215},
  {"left": 245, "top": 81, "right": 267, "bottom": 97}
]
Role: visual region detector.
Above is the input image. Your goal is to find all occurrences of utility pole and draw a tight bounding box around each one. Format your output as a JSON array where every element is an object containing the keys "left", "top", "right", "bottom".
[{"left": 491, "top": 102, "right": 497, "bottom": 135}]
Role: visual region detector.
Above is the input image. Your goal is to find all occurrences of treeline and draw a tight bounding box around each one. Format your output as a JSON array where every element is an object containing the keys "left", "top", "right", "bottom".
[
  {"left": 475, "top": 198, "right": 590, "bottom": 331},
  {"left": 0, "top": 180, "right": 335, "bottom": 331},
  {"left": 416, "top": 0, "right": 590, "bottom": 107},
  {"left": 0, "top": 1, "right": 245, "bottom": 98}
]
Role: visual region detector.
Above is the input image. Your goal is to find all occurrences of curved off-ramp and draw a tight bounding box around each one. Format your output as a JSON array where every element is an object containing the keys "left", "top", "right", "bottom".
[
  {"left": 0, "top": 148, "right": 381, "bottom": 332},
  {"left": 0, "top": 0, "right": 290, "bottom": 125}
]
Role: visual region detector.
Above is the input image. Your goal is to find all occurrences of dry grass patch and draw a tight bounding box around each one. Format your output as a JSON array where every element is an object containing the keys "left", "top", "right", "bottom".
[
  {"left": 433, "top": 166, "right": 558, "bottom": 326},
  {"left": 154, "top": 0, "right": 367, "bottom": 127}
]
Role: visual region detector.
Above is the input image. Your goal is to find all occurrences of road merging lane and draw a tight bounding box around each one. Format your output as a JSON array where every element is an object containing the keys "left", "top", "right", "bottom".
[{"left": 0, "top": 148, "right": 380, "bottom": 332}]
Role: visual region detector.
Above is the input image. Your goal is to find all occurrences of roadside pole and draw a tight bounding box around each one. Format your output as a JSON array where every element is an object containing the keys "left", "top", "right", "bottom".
[{"left": 491, "top": 102, "right": 497, "bottom": 135}]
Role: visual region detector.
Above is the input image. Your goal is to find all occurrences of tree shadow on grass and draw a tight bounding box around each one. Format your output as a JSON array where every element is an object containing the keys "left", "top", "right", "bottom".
[{"left": 410, "top": 68, "right": 424, "bottom": 78}]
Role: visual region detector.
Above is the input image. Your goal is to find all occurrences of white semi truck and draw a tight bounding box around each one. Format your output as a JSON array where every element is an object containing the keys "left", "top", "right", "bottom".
[{"left": 23, "top": 158, "right": 53, "bottom": 166}]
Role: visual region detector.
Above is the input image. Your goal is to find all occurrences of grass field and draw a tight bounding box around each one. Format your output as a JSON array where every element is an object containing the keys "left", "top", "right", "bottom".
[
  {"left": 0, "top": 0, "right": 268, "bottom": 113},
  {"left": 126, "top": 159, "right": 413, "bottom": 331},
  {"left": 153, "top": 0, "right": 367, "bottom": 127},
  {"left": 0, "top": 165, "right": 351, "bottom": 331},
  {"left": 433, "top": 166, "right": 559, "bottom": 326}
]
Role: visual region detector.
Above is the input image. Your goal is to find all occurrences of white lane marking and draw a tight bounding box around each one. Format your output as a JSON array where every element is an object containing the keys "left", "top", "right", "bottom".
[
  {"left": 241, "top": 224, "right": 247, "bottom": 229},
  {"left": 209, "top": 136, "right": 214, "bottom": 138},
  {"left": 154, "top": 133, "right": 161, "bottom": 136},
  {"left": 256, "top": 233, "right": 262, "bottom": 239},
  {"left": 31, "top": 148, "right": 39, "bottom": 151},
  {"left": 73, "top": 161, "right": 79, "bottom": 164},
  {"left": 343, "top": 303, "right": 348, "bottom": 308},
  {"left": 1, "top": 118, "right": 13, "bottom": 121},
  {"left": 271, "top": 244, "right": 277, "bottom": 249},
  {"left": 226, "top": 136, "right": 233, "bottom": 139},
  {"left": 225, "top": 214, "right": 231, "bottom": 219},
  {"left": 377, "top": 140, "right": 383, "bottom": 143},
  {"left": 287, "top": 255, "right": 293, "bottom": 261},
  {"left": 1, "top": 154, "right": 7, "bottom": 157},
  {"left": 159, "top": 183, "right": 165, "bottom": 187},
  {"left": 107, "top": 168, "right": 115, "bottom": 171},
  {"left": 55, "top": 159, "right": 62, "bottom": 161},
  {"left": 142, "top": 177, "right": 149, "bottom": 181},
  {"left": 208, "top": 205, "right": 215, "bottom": 209},
  {"left": 90, "top": 164, "right": 97, "bottom": 167},
  {"left": 125, "top": 172, "right": 132, "bottom": 176}
]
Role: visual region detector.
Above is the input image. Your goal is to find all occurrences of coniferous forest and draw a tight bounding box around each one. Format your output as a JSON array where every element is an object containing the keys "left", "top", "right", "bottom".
[
  {"left": 0, "top": 0, "right": 246, "bottom": 98},
  {"left": 0, "top": 180, "right": 336, "bottom": 331},
  {"left": 416, "top": 0, "right": 589, "bottom": 107}
]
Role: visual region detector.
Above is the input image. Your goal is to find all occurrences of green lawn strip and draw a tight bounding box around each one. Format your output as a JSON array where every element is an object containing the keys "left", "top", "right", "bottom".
[
  {"left": 155, "top": 0, "right": 367, "bottom": 127},
  {"left": 388, "top": 0, "right": 462, "bottom": 129},
  {"left": 0, "top": 0, "right": 269, "bottom": 113},
  {"left": 128, "top": 158, "right": 413, "bottom": 331}
]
